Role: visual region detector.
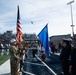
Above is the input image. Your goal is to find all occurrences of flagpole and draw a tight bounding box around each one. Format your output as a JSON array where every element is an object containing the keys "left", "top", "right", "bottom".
[
  {"left": 16, "top": 5, "right": 24, "bottom": 72},
  {"left": 67, "top": 0, "right": 75, "bottom": 39}
]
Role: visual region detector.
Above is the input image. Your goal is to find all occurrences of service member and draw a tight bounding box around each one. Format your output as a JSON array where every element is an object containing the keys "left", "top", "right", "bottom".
[
  {"left": 60, "top": 38, "right": 72, "bottom": 75},
  {"left": 10, "top": 39, "right": 20, "bottom": 75},
  {"left": 18, "top": 44, "right": 25, "bottom": 72},
  {"left": 70, "top": 46, "right": 76, "bottom": 75}
]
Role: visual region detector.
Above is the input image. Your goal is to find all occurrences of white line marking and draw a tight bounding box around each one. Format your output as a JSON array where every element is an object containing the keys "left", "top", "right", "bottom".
[
  {"left": 25, "top": 62, "right": 45, "bottom": 66},
  {"left": 35, "top": 55, "right": 57, "bottom": 75},
  {"left": 23, "top": 71, "right": 35, "bottom": 75}
]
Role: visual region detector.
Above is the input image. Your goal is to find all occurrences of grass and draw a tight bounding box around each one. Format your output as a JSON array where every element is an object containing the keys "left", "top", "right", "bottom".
[{"left": 0, "top": 51, "right": 10, "bottom": 65}]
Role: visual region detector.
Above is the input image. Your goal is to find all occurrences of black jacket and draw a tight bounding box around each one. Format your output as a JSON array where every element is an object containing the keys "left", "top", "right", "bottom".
[
  {"left": 60, "top": 45, "right": 71, "bottom": 61},
  {"left": 71, "top": 47, "right": 76, "bottom": 66}
]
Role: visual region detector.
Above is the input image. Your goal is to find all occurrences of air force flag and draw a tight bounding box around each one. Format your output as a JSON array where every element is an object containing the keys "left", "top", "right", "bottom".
[{"left": 38, "top": 24, "right": 50, "bottom": 55}]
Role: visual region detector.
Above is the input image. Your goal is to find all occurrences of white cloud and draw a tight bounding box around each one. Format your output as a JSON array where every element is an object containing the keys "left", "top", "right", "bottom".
[{"left": 0, "top": 0, "right": 76, "bottom": 36}]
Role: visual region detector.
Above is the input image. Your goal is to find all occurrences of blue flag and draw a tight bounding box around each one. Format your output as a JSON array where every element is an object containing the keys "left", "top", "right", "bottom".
[{"left": 38, "top": 24, "right": 50, "bottom": 55}]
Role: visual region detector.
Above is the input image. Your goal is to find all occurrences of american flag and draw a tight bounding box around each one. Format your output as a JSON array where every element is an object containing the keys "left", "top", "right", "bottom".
[{"left": 16, "top": 6, "right": 23, "bottom": 44}]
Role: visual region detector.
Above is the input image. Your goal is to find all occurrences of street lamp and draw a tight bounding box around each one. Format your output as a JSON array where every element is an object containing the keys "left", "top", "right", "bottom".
[{"left": 67, "top": 0, "right": 75, "bottom": 38}]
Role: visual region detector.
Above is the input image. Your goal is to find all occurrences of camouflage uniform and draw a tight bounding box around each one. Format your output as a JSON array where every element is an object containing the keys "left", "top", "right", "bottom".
[
  {"left": 10, "top": 45, "right": 19, "bottom": 75},
  {"left": 18, "top": 44, "right": 25, "bottom": 71}
]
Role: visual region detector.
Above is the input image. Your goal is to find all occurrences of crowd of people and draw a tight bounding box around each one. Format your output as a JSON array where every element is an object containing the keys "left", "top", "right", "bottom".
[
  {"left": 37, "top": 38, "right": 76, "bottom": 75},
  {"left": 1, "top": 37, "right": 76, "bottom": 75},
  {"left": 37, "top": 44, "right": 47, "bottom": 61},
  {"left": 9, "top": 39, "right": 46, "bottom": 75},
  {"left": 0, "top": 43, "right": 10, "bottom": 56},
  {"left": 9, "top": 38, "right": 76, "bottom": 75}
]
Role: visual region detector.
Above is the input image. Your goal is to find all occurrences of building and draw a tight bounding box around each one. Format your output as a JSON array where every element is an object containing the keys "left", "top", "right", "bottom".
[
  {"left": 50, "top": 34, "right": 71, "bottom": 45},
  {"left": 23, "top": 33, "right": 39, "bottom": 44}
]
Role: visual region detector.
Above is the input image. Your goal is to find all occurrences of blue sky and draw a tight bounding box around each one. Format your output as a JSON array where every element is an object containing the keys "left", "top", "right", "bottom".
[{"left": 0, "top": 0, "right": 76, "bottom": 36}]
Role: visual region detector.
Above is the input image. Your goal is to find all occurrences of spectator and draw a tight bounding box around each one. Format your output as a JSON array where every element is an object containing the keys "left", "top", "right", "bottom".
[
  {"left": 1, "top": 44, "right": 4, "bottom": 56},
  {"left": 6, "top": 44, "right": 9, "bottom": 55},
  {"left": 50, "top": 42, "right": 55, "bottom": 53},
  {"left": 32, "top": 45, "right": 37, "bottom": 58},
  {"left": 41, "top": 45, "right": 46, "bottom": 61},
  {"left": 58, "top": 42, "right": 62, "bottom": 52},
  {"left": 37, "top": 44, "right": 41, "bottom": 57},
  {"left": 55, "top": 45, "right": 58, "bottom": 53},
  {"left": 0, "top": 44, "right": 2, "bottom": 55}
]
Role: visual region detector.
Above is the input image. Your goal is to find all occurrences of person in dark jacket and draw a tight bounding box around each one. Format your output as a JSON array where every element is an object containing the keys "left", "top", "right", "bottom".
[
  {"left": 69, "top": 47, "right": 76, "bottom": 75},
  {"left": 0, "top": 44, "right": 2, "bottom": 55},
  {"left": 60, "top": 38, "right": 72, "bottom": 75}
]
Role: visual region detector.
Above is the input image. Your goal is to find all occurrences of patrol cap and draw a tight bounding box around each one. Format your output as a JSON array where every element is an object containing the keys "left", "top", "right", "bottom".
[
  {"left": 10, "top": 39, "right": 16, "bottom": 43},
  {"left": 62, "top": 38, "right": 72, "bottom": 42}
]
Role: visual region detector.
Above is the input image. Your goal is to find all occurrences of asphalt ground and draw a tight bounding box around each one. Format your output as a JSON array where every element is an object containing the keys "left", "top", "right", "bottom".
[{"left": 22, "top": 49, "right": 63, "bottom": 75}]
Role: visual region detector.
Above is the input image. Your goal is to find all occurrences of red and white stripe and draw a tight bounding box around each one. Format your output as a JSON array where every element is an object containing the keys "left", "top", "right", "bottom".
[{"left": 16, "top": 19, "right": 23, "bottom": 44}]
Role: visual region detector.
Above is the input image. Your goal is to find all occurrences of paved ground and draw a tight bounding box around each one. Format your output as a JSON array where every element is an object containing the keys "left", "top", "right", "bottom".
[
  {"left": 0, "top": 49, "right": 63, "bottom": 75},
  {"left": 22, "top": 49, "right": 63, "bottom": 75},
  {"left": 0, "top": 59, "right": 10, "bottom": 75}
]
